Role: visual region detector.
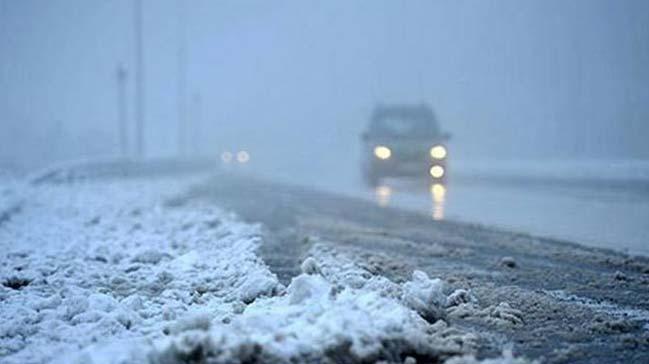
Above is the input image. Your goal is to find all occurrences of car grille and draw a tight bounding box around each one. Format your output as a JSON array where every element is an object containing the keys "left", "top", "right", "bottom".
[{"left": 392, "top": 148, "right": 426, "bottom": 161}]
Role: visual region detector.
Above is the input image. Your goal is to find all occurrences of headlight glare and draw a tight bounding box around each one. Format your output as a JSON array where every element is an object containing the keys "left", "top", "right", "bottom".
[
  {"left": 374, "top": 145, "right": 391, "bottom": 160},
  {"left": 429, "top": 165, "right": 445, "bottom": 178},
  {"left": 236, "top": 150, "right": 250, "bottom": 163},
  {"left": 430, "top": 145, "right": 447, "bottom": 160},
  {"left": 221, "top": 151, "right": 233, "bottom": 163}
]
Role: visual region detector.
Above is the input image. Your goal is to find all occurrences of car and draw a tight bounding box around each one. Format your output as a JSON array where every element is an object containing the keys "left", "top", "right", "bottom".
[{"left": 360, "top": 103, "right": 450, "bottom": 186}]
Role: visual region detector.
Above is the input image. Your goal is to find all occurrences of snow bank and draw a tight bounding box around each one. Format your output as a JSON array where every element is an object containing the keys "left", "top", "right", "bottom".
[
  {"left": 0, "top": 176, "right": 280, "bottom": 364},
  {"left": 1, "top": 175, "right": 533, "bottom": 364},
  {"left": 28, "top": 157, "right": 214, "bottom": 185},
  {"left": 117, "top": 244, "right": 483, "bottom": 364}
]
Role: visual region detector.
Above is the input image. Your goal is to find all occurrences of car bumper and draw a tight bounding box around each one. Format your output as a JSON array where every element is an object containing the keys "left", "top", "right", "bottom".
[{"left": 369, "top": 159, "right": 447, "bottom": 180}]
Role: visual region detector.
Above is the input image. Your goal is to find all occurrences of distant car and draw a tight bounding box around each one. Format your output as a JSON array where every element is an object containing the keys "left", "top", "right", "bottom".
[{"left": 361, "top": 103, "right": 450, "bottom": 186}]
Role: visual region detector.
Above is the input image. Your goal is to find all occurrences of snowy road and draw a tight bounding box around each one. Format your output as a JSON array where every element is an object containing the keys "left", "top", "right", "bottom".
[
  {"left": 188, "top": 172, "right": 649, "bottom": 363},
  {"left": 2, "top": 168, "right": 649, "bottom": 363},
  {"left": 252, "top": 160, "right": 649, "bottom": 256},
  {"left": 362, "top": 177, "right": 649, "bottom": 257}
]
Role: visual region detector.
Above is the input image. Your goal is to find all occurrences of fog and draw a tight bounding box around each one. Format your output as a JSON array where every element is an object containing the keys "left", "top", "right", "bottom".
[
  {"left": 2, "top": 0, "right": 649, "bottom": 177},
  {"left": 4, "top": 4, "right": 649, "bottom": 360}
]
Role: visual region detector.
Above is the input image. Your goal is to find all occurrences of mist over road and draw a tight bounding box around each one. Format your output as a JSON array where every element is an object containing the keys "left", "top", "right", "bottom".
[
  {"left": 250, "top": 159, "right": 649, "bottom": 256},
  {"left": 2, "top": 1, "right": 649, "bottom": 362}
]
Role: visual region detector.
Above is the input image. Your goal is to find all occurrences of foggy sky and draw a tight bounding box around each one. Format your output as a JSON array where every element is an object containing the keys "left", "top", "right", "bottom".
[{"left": 1, "top": 0, "right": 648, "bottom": 174}]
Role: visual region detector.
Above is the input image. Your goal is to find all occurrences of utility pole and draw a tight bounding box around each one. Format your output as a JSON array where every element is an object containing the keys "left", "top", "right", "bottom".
[
  {"left": 192, "top": 92, "right": 202, "bottom": 156},
  {"left": 134, "top": 0, "right": 145, "bottom": 158},
  {"left": 176, "top": 0, "right": 187, "bottom": 157},
  {"left": 116, "top": 64, "right": 128, "bottom": 156}
]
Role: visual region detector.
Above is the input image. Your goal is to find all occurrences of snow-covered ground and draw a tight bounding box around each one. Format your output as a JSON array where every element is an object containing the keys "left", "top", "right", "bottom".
[
  {"left": 0, "top": 175, "right": 277, "bottom": 363},
  {"left": 0, "top": 173, "right": 532, "bottom": 363}
]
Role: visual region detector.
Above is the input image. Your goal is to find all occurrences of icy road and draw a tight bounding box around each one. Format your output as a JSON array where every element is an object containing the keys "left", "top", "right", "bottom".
[{"left": 1, "top": 166, "right": 649, "bottom": 364}]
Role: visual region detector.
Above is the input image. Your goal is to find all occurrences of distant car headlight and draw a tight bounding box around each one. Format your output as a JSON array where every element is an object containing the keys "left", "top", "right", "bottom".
[
  {"left": 221, "top": 151, "right": 233, "bottom": 163},
  {"left": 430, "top": 145, "right": 447, "bottom": 160},
  {"left": 429, "top": 165, "right": 445, "bottom": 178},
  {"left": 236, "top": 150, "right": 250, "bottom": 163},
  {"left": 374, "top": 145, "right": 391, "bottom": 160}
]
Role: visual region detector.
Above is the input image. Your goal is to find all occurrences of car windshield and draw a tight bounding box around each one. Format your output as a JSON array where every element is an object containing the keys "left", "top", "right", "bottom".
[{"left": 371, "top": 117, "right": 439, "bottom": 137}]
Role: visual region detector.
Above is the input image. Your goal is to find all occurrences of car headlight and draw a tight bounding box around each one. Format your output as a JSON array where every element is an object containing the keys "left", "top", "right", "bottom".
[
  {"left": 374, "top": 145, "right": 391, "bottom": 160},
  {"left": 221, "top": 151, "right": 233, "bottom": 163},
  {"left": 236, "top": 150, "right": 250, "bottom": 163},
  {"left": 429, "top": 165, "right": 445, "bottom": 178},
  {"left": 430, "top": 145, "right": 447, "bottom": 160}
]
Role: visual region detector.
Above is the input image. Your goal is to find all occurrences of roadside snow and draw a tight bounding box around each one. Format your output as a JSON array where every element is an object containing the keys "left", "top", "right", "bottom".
[
  {"left": 115, "top": 243, "right": 485, "bottom": 364},
  {"left": 1, "top": 175, "right": 532, "bottom": 364},
  {"left": 0, "top": 176, "right": 280, "bottom": 364}
]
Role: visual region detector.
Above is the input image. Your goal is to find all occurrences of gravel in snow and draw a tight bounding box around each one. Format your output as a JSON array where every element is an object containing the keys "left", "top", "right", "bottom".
[{"left": 0, "top": 175, "right": 533, "bottom": 364}]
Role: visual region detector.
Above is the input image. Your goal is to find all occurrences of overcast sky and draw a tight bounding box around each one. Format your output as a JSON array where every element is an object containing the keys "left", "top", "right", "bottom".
[{"left": 1, "top": 0, "right": 648, "bottom": 173}]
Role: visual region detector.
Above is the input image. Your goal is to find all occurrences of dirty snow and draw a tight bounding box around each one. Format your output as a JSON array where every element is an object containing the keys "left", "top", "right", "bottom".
[
  {"left": 446, "top": 349, "right": 537, "bottom": 364},
  {"left": 121, "top": 243, "right": 491, "bottom": 363},
  {"left": 0, "top": 175, "right": 279, "bottom": 364},
  {"left": 545, "top": 290, "right": 649, "bottom": 331},
  {"left": 0, "top": 174, "right": 532, "bottom": 364}
]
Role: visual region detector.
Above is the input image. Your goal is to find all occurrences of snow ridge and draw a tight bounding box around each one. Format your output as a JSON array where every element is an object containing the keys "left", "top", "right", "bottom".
[
  {"left": 136, "top": 243, "right": 482, "bottom": 364},
  {"left": 0, "top": 176, "right": 280, "bottom": 364}
]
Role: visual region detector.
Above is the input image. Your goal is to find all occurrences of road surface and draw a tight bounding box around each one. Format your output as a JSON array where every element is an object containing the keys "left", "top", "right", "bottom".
[
  {"left": 181, "top": 171, "right": 649, "bottom": 363},
  {"left": 250, "top": 160, "right": 649, "bottom": 256},
  {"left": 364, "top": 176, "right": 649, "bottom": 257}
]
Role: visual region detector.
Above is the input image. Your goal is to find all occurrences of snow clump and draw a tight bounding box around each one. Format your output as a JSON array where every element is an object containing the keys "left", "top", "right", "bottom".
[{"left": 129, "top": 244, "right": 484, "bottom": 364}]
